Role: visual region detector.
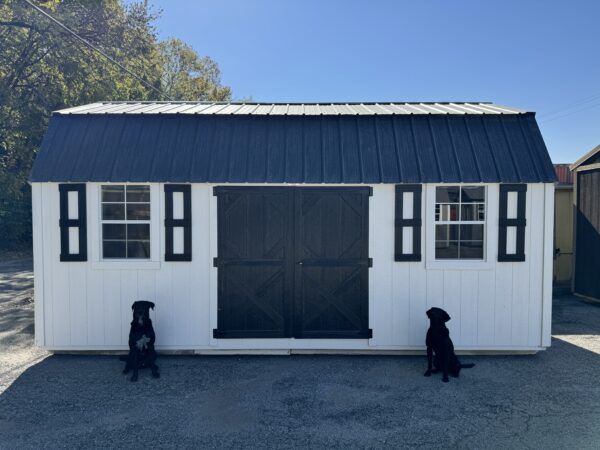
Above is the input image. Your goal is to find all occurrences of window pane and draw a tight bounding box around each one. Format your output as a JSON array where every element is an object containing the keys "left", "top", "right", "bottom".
[
  {"left": 436, "top": 186, "right": 460, "bottom": 203},
  {"left": 461, "top": 204, "right": 485, "bottom": 221},
  {"left": 460, "top": 224, "right": 484, "bottom": 241},
  {"left": 461, "top": 186, "right": 485, "bottom": 203},
  {"left": 127, "top": 241, "right": 150, "bottom": 259},
  {"left": 460, "top": 241, "right": 484, "bottom": 259},
  {"left": 126, "top": 204, "right": 150, "bottom": 220},
  {"left": 436, "top": 241, "right": 459, "bottom": 259},
  {"left": 127, "top": 224, "right": 150, "bottom": 240},
  {"left": 126, "top": 186, "right": 150, "bottom": 202},
  {"left": 102, "top": 203, "right": 125, "bottom": 220},
  {"left": 101, "top": 185, "right": 124, "bottom": 202},
  {"left": 103, "top": 240, "right": 126, "bottom": 258},
  {"left": 103, "top": 224, "right": 126, "bottom": 240},
  {"left": 436, "top": 224, "right": 459, "bottom": 241},
  {"left": 436, "top": 204, "right": 459, "bottom": 221}
]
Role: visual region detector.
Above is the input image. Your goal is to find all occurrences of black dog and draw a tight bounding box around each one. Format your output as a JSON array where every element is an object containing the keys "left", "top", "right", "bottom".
[
  {"left": 122, "top": 301, "right": 159, "bottom": 382},
  {"left": 424, "top": 307, "right": 474, "bottom": 382}
]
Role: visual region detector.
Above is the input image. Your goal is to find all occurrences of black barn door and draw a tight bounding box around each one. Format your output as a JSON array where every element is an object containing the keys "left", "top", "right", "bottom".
[
  {"left": 213, "top": 186, "right": 371, "bottom": 339},
  {"left": 213, "top": 187, "right": 294, "bottom": 338},
  {"left": 294, "top": 188, "right": 371, "bottom": 338}
]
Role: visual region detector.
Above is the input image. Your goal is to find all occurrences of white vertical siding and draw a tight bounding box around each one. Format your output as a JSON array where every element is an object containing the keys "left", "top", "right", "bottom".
[{"left": 32, "top": 182, "right": 553, "bottom": 351}]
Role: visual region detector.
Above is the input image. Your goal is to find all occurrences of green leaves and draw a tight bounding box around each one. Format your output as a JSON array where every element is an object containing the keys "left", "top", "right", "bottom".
[
  {"left": 0, "top": 0, "right": 232, "bottom": 250},
  {"left": 159, "top": 38, "right": 232, "bottom": 101}
]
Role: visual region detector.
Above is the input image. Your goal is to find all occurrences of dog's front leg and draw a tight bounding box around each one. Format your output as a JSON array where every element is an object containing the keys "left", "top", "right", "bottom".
[
  {"left": 130, "top": 352, "right": 139, "bottom": 382},
  {"left": 424, "top": 346, "right": 433, "bottom": 376},
  {"left": 441, "top": 352, "right": 449, "bottom": 383},
  {"left": 122, "top": 357, "right": 132, "bottom": 374}
]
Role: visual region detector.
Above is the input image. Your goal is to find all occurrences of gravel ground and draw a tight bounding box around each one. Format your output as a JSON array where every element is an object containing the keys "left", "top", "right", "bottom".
[{"left": 1, "top": 258, "right": 599, "bottom": 449}]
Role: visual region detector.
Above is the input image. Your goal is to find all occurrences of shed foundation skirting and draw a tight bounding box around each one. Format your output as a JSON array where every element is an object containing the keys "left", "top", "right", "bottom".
[
  {"left": 32, "top": 182, "right": 554, "bottom": 354},
  {"left": 47, "top": 348, "right": 542, "bottom": 356}
]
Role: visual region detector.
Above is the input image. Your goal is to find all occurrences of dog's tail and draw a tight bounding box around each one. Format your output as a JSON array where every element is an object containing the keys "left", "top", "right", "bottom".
[{"left": 460, "top": 363, "right": 475, "bottom": 369}]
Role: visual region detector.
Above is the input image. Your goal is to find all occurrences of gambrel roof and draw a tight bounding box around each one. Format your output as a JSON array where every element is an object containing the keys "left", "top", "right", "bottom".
[{"left": 30, "top": 102, "right": 556, "bottom": 183}]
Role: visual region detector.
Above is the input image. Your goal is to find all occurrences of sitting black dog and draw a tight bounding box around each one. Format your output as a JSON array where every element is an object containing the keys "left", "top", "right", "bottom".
[
  {"left": 424, "top": 307, "right": 474, "bottom": 382},
  {"left": 122, "top": 301, "right": 159, "bottom": 382}
]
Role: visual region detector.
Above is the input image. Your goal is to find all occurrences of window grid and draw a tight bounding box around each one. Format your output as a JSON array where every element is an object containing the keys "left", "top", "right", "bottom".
[
  {"left": 434, "top": 186, "right": 486, "bottom": 260},
  {"left": 101, "top": 185, "right": 151, "bottom": 260}
]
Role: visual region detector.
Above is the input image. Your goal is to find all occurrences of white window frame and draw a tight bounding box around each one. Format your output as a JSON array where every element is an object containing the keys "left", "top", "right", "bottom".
[
  {"left": 88, "top": 183, "right": 160, "bottom": 270},
  {"left": 425, "top": 184, "right": 498, "bottom": 270}
]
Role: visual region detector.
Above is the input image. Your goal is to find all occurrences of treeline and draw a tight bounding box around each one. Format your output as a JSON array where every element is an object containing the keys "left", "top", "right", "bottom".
[{"left": 0, "top": 0, "right": 232, "bottom": 250}]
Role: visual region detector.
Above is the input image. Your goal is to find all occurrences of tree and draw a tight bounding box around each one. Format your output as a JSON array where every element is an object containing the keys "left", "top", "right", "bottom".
[
  {"left": 159, "top": 38, "right": 231, "bottom": 101},
  {"left": 0, "top": 0, "right": 232, "bottom": 250}
]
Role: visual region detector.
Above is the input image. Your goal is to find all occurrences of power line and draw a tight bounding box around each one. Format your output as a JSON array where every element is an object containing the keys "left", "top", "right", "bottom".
[
  {"left": 540, "top": 101, "right": 600, "bottom": 124},
  {"left": 538, "top": 91, "right": 600, "bottom": 120},
  {"left": 23, "top": 0, "right": 171, "bottom": 100}
]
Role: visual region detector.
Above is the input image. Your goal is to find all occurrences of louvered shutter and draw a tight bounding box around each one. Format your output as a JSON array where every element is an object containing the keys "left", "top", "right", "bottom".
[
  {"left": 59, "top": 184, "right": 87, "bottom": 261},
  {"left": 164, "top": 184, "right": 192, "bottom": 261},
  {"left": 498, "top": 184, "right": 527, "bottom": 262},
  {"left": 395, "top": 184, "right": 422, "bottom": 261}
]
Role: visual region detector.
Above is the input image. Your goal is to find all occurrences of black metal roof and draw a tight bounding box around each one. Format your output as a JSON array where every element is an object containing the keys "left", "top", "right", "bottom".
[{"left": 30, "top": 107, "right": 556, "bottom": 183}]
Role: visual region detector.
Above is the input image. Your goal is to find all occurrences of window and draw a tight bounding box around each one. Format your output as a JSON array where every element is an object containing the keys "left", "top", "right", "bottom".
[
  {"left": 101, "top": 185, "right": 150, "bottom": 259},
  {"left": 435, "top": 186, "right": 485, "bottom": 260}
]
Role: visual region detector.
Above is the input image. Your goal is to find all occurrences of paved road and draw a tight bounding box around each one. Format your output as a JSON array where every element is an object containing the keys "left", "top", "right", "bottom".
[{"left": 0, "top": 258, "right": 599, "bottom": 448}]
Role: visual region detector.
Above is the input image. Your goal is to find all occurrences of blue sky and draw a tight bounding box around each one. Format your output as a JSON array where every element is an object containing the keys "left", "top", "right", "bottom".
[{"left": 146, "top": 0, "right": 599, "bottom": 163}]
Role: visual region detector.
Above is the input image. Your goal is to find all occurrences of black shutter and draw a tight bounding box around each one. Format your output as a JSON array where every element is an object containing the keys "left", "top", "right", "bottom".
[
  {"left": 59, "top": 184, "right": 87, "bottom": 262},
  {"left": 498, "top": 184, "right": 527, "bottom": 262},
  {"left": 395, "top": 184, "right": 422, "bottom": 261},
  {"left": 164, "top": 184, "right": 192, "bottom": 261}
]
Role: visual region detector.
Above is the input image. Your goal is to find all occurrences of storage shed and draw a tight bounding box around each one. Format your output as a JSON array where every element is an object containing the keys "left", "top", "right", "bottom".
[
  {"left": 29, "top": 102, "right": 556, "bottom": 353},
  {"left": 571, "top": 144, "right": 600, "bottom": 302},
  {"left": 552, "top": 164, "right": 574, "bottom": 289}
]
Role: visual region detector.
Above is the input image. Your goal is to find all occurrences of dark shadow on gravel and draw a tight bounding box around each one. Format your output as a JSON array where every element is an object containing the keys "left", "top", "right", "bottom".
[{"left": 1, "top": 341, "right": 599, "bottom": 448}]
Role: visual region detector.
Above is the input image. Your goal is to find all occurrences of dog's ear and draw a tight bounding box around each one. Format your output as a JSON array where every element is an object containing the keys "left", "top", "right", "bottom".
[
  {"left": 149, "top": 302, "right": 155, "bottom": 310},
  {"left": 426, "top": 308, "right": 432, "bottom": 318},
  {"left": 443, "top": 311, "right": 451, "bottom": 322}
]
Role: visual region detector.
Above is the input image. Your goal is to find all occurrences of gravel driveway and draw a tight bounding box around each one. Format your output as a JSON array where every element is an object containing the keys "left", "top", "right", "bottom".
[{"left": 1, "top": 258, "right": 599, "bottom": 448}]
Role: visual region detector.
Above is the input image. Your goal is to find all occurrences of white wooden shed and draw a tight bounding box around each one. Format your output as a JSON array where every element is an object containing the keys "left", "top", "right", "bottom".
[{"left": 29, "top": 102, "right": 556, "bottom": 353}]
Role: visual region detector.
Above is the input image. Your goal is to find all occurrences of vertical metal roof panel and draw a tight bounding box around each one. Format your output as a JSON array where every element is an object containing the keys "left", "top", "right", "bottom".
[
  {"left": 284, "top": 117, "right": 303, "bottom": 181},
  {"left": 357, "top": 117, "right": 382, "bottom": 182},
  {"left": 208, "top": 116, "right": 234, "bottom": 181},
  {"left": 391, "top": 117, "right": 421, "bottom": 183},
  {"left": 374, "top": 115, "right": 401, "bottom": 183},
  {"left": 464, "top": 115, "right": 501, "bottom": 182},
  {"left": 554, "top": 164, "right": 573, "bottom": 184},
  {"left": 227, "top": 115, "right": 251, "bottom": 182},
  {"left": 411, "top": 116, "right": 441, "bottom": 182},
  {"left": 445, "top": 116, "right": 481, "bottom": 182},
  {"left": 270, "top": 104, "right": 289, "bottom": 115},
  {"left": 244, "top": 115, "right": 269, "bottom": 182},
  {"left": 30, "top": 113, "right": 556, "bottom": 183},
  {"left": 428, "top": 115, "right": 461, "bottom": 182},
  {"left": 482, "top": 115, "right": 520, "bottom": 181},
  {"left": 521, "top": 114, "right": 557, "bottom": 181},
  {"left": 500, "top": 114, "right": 540, "bottom": 182},
  {"left": 110, "top": 116, "right": 145, "bottom": 181},
  {"left": 47, "top": 115, "right": 90, "bottom": 180},
  {"left": 125, "top": 116, "right": 164, "bottom": 182},
  {"left": 339, "top": 116, "right": 362, "bottom": 183},
  {"left": 266, "top": 116, "right": 286, "bottom": 182},
  {"left": 168, "top": 117, "right": 200, "bottom": 182},
  {"left": 321, "top": 117, "right": 342, "bottom": 183},
  {"left": 148, "top": 116, "right": 182, "bottom": 180},
  {"left": 302, "top": 117, "right": 323, "bottom": 183}
]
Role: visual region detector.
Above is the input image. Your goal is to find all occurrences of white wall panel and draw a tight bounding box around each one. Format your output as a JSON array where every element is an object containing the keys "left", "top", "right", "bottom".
[{"left": 34, "top": 183, "right": 551, "bottom": 352}]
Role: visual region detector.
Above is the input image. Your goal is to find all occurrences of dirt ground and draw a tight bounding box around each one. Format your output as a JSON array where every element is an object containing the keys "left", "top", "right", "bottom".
[{"left": 1, "top": 258, "right": 599, "bottom": 449}]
